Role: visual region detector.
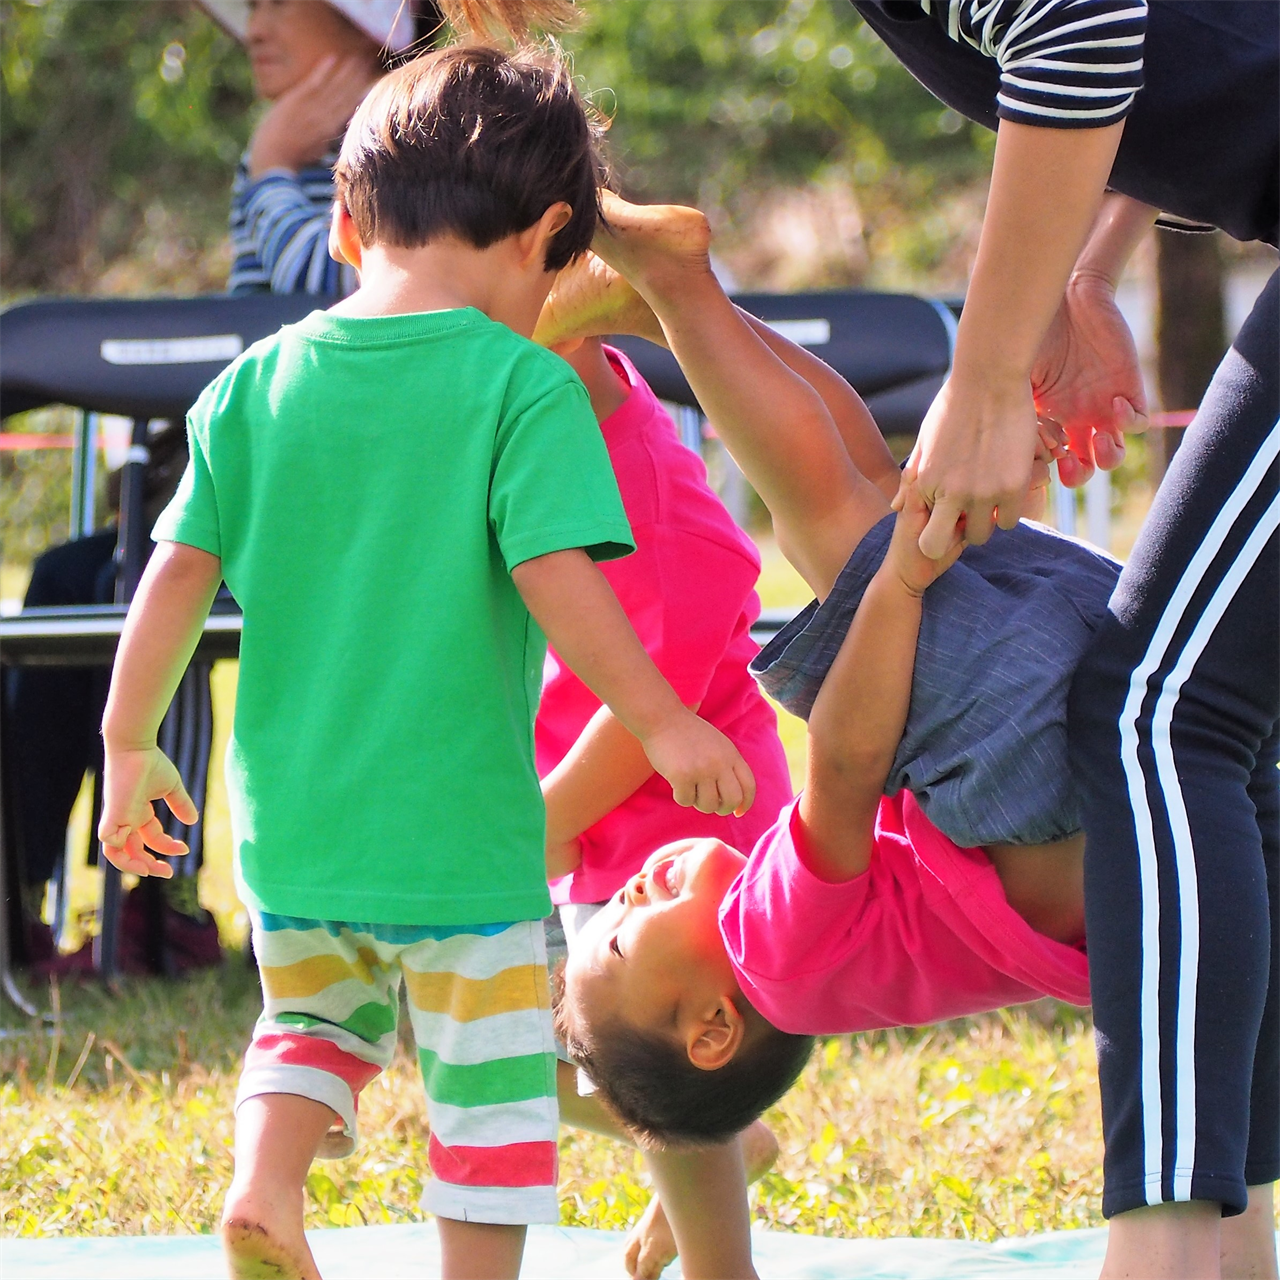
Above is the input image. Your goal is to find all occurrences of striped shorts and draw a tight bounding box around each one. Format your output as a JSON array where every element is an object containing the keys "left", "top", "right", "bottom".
[{"left": 238, "top": 911, "right": 559, "bottom": 1225}]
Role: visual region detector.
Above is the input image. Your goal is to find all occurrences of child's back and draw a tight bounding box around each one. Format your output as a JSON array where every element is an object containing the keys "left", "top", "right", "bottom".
[
  {"left": 538, "top": 346, "right": 792, "bottom": 904},
  {"left": 167, "top": 308, "right": 628, "bottom": 924}
]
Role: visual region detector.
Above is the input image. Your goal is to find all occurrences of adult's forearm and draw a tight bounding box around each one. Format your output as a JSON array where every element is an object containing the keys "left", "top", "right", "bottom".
[
  {"left": 951, "top": 119, "right": 1126, "bottom": 387},
  {"left": 101, "top": 543, "right": 222, "bottom": 750},
  {"left": 542, "top": 706, "right": 656, "bottom": 845}
]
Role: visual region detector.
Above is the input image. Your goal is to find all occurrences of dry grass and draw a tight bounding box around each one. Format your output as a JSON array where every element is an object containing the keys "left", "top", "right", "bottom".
[
  {"left": 0, "top": 523, "right": 1201, "bottom": 1246},
  {"left": 0, "top": 965, "right": 1107, "bottom": 1241}
]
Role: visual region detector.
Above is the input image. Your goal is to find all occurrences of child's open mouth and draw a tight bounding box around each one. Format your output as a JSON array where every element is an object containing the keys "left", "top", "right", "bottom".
[{"left": 651, "top": 856, "right": 680, "bottom": 899}]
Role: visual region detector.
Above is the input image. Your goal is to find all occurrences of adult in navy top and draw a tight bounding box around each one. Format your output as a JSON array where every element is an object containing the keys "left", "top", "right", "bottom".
[
  {"left": 428, "top": 0, "right": 1275, "bottom": 1266},
  {"left": 850, "top": 3, "right": 1278, "bottom": 1276}
]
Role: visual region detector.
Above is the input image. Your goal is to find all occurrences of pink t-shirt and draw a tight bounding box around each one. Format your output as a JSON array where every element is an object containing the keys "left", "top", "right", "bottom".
[
  {"left": 537, "top": 347, "right": 794, "bottom": 905},
  {"left": 720, "top": 792, "right": 1090, "bottom": 1036}
]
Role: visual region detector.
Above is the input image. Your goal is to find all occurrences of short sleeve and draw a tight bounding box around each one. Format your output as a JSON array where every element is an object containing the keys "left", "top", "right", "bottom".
[
  {"left": 489, "top": 376, "right": 635, "bottom": 572},
  {"left": 151, "top": 419, "right": 221, "bottom": 556},
  {"left": 955, "top": 0, "right": 1148, "bottom": 128}
]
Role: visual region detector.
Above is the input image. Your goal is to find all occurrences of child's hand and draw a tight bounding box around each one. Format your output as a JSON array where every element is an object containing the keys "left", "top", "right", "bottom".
[
  {"left": 888, "top": 479, "right": 965, "bottom": 596},
  {"left": 98, "top": 746, "right": 198, "bottom": 879},
  {"left": 546, "top": 835, "right": 583, "bottom": 880},
  {"left": 640, "top": 711, "right": 756, "bottom": 817}
]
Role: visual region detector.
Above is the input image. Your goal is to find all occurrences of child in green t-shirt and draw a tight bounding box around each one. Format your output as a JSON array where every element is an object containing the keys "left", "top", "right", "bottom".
[{"left": 96, "top": 46, "right": 755, "bottom": 1280}]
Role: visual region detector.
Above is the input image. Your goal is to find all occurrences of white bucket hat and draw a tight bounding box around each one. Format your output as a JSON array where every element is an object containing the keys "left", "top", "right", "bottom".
[{"left": 200, "top": 0, "right": 417, "bottom": 53}]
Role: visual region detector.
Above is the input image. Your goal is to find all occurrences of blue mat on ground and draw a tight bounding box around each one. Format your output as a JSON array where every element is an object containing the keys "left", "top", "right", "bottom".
[{"left": 2, "top": 1221, "right": 1128, "bottom": 1279}]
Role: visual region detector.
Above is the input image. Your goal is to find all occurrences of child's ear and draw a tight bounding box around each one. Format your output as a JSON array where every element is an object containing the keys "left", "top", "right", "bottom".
[
  {"left": 685, "top": 994, "right": 746, "bottom": 1071},
  {"left": 329, "top": 202, "right": 363, "bottom": 271},
  {"left": 519, "top": 201, "right": 574, "bottom": 270}
]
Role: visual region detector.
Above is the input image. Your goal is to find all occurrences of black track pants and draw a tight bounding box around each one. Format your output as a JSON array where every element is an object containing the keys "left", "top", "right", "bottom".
[{"left": 1068, "top": 270, "right": 1280, "bottom": 1219}]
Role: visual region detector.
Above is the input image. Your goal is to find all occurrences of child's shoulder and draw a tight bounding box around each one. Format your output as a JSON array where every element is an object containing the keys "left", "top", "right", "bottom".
[{"left": 187, "top": 324, "right": 297, "bottom": 429}]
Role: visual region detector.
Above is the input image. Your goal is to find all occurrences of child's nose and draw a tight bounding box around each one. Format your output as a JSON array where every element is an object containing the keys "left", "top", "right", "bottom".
[{"left": 624, "top": 874, "right": 648, "bottom": 906}]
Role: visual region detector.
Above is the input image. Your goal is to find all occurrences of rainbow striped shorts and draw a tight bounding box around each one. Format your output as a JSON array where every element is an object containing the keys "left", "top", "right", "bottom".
[{"left": 238, "top": 911, "right": 559, "bottom": 1225}]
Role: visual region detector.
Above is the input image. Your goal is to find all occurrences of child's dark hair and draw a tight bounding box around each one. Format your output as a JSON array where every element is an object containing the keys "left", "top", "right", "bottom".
[
  {"left": 335, "top": 43, "right": 606, "bottom": 269},
  {"left": 559, "top": 994, "right": 814, "bottom": 1146}
]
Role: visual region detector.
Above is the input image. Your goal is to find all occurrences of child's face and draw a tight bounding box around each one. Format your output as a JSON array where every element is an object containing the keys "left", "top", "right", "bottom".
[{"left": 561, "top": 837, "right": 747, "bottom": 1047}]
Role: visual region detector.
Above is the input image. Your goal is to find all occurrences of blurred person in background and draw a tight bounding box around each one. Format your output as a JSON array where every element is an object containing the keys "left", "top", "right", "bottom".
[
  {"left": 2, "top": 425, "right": 206, "bottom": 974},
  {"left": 200, "top": 0, "right": 430, "bottom": 295}
]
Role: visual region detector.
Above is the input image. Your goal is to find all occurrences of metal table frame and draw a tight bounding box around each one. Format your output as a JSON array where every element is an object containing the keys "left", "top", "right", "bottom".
[{"left": 0, "top": 608, "right": 244, "bottom": 1018}]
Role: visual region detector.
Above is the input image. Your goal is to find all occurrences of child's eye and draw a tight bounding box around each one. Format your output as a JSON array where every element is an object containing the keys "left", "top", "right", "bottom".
[{"left": 609, "top": 935, "right": 623, "bottom": 959}]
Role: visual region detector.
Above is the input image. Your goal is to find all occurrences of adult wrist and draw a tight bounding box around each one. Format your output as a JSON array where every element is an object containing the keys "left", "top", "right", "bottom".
[
  {"left": 1067, "top": 265, "right": 1119, "bottom": 297},
  {"left": 945, "top": 358, "right": 1030, "bottom": 401}
]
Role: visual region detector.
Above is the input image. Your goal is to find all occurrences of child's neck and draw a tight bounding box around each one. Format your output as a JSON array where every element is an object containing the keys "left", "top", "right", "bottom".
[{"left": 332, "top": 237, "right": 543, "bottom": 336}]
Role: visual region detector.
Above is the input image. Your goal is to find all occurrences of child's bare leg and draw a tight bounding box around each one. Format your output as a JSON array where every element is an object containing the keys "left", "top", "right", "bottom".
[
  {"left": 557, "top": 1062, "right": 772, "bottom": 1280},
  {"left": 591, "top": 195, "right": 889, "bottom": 599},
  {"left": 1220, "top": 1184, "right": 1279, "bottom": 1280},
  {"left": 736, "top": 311, "right": 901, "bottom": 501},
  {"left": 538, "top": 244, "right": 898, "bottom": 501},
  {"left": 437, "top": 1219, "right": 527, "bottom": 1280},
  {"left": 221, "top": 1094, "right": 334, "bottom": 1280}
]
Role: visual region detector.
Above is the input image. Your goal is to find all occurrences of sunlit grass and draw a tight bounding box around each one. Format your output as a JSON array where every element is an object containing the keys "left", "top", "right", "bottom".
[
  {"left": 7, "top": 522, "right": 1213, "bottom": 1247},
  {"left": 0, "top": 966, "right": 1108, "bottom": 1241}
]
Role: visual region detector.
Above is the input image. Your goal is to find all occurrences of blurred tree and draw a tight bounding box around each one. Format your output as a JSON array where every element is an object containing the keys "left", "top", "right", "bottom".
[
  {"left": 563, "top": 0, "right": 994, "bottom": 287},
  {"left": 0, "top": 0, "right": 253, "bottom": 296},
  {"left": 568, "top": 0, "right": 989, "bottom": 200},
  {"left": 0, "top": 0, "right": 995, "bottom": 299}
]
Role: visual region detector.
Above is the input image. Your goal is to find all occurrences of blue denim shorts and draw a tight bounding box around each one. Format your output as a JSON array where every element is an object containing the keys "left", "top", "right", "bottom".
[{"left": 751, "top": 516, "right": 1121, "bottom": 847}]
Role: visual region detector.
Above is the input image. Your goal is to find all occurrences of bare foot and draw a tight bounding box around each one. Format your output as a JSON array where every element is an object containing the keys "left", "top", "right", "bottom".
[
  {"left": 534, "top": 250, "right": 665, "bottom": 349},
  {"left": 222, "top": 1215, "right": 321, "bottom": 1280},
  {"left": 591, "top": 192, "right": 714, "bottom": 306},
  {"left": 623, "top": 1194, "right": 677, "bottom": 1280},
  {"left": 621, "top": 1121, "right": 778, "bottom": 1280}
]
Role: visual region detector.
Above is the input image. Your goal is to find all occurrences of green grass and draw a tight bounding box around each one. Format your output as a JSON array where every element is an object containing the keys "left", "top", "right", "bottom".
[
  {"left": 0, "top": 966, "right": 1108, "bottom": 1241},
  {"left": 2, "top": 525, "right": 1227, "bottom": 1246}
]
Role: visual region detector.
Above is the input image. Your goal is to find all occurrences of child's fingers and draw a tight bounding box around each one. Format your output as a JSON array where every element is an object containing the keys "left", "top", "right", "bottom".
[
  {"left": 715, "top": 769, "right": 744, "bottom": 819},
  {"left": 163, "top": 776, "right": 199, "bottom": 827},
  {"left": 139, "top": 814, "right": 189, "bottom": 858},
  {"left": 669, "top": 776, "right": 697, "bottom": 810},
  {"left": 918, "top": 498, "right": 966, "bottom": 559},
  {"left": 693, "top": 778, "right": 720, "bottom": 815},
  {"left": 101, "top": 829, "right": 174, "bottom": 879},
  {"left": 732, "top": 761, "right": 756, "bottom": 818}
]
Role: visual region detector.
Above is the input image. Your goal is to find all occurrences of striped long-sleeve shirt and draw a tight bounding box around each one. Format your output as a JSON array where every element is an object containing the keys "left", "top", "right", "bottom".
[
  {"left": 227, "top": 154, "right": 358, "bottom": 296},
  {"left": 919, "top": 0, "right": 1148, "bottom": 126}
]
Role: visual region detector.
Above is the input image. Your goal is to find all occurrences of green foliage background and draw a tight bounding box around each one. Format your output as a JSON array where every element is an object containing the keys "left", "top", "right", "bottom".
[{"left": 0, "top": 0, "right": 994, "bottom": 299}]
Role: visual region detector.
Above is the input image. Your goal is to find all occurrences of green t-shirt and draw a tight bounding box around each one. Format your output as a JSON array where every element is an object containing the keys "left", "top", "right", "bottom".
[{"left": 153, "top": 308, "right": 633, "bottom": 926}]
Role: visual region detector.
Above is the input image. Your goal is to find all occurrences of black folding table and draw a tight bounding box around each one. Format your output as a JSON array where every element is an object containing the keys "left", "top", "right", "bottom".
[{"left": 0, "top": 287, "right": 953, "bottom": 1017}]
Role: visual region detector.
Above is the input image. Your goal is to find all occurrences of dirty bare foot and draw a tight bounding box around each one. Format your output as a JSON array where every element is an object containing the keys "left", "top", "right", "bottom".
[
  {"left": 222, "top": 1214, "right": 321, "bottom": 1280},
  {"left": 591, "top": 192, "right": 714, "bottom": 307},
  {"left": 534, "top": 250, "right": 665, "bottom": 348},
  {"left": 623, "top": 1194, "right": 678, "bottom": 1280},
  {"left": 621, "top": 1120, "right": 778, "bottom": 1280}
]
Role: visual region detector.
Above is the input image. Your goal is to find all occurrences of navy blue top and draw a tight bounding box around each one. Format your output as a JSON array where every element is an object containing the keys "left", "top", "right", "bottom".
[{"left": 855, "top": 1, "right": 1279, "bottom": 246}]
